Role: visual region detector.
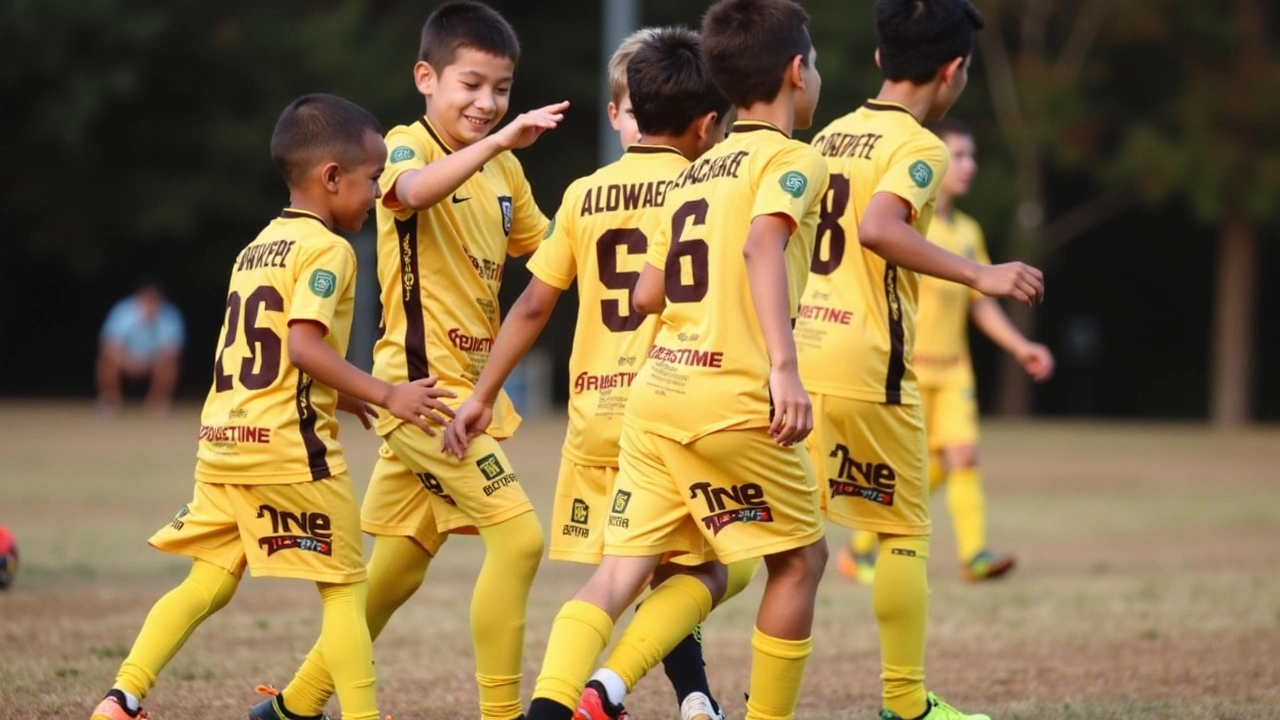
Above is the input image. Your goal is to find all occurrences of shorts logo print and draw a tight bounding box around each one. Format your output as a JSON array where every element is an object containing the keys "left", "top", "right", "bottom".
[
  {"left": 827, "top": 443, "right": 897, "bottom": 506},
  {"left": 571, "top": 498, "right": 590, "bottom": 525},
  {"left": 689, "top": 481, "right": 774, "bottom": 536},
  {"left": 477, "top": 454, "right": 506, "bottom": 480},
  {"left": 256, "top": 504, "right": 333, "bottom": 556},
  {"left": 416, "top": 471, "right": 457, "bottom": 506},
  {"left": 611, "top": 489, "right": 632, "bottom": 514}
]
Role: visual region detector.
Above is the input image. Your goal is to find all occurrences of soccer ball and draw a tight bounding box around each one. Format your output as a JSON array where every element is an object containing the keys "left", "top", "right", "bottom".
[{"left": 0, "top": 524, "right": 17, "bottom": 590}]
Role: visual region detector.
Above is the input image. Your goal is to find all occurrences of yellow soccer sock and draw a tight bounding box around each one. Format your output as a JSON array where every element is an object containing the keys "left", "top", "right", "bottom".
[
  {"left": 873, "top": 534, "right": 930, "bottom": 719},
  {"left": 282, "top": 535, "right": 432, "bottom": 716},
  {"left": 945, "top": 467, "right": 986, "bottom": 564},
  {"left": 851, "top": 529, "right": 878, "bottom": 556},
  {"left": 744, "top": 627, "right": 812, "bottom": 720},
  {"left": 114, "top": 559, "right": 238, "bottom": 699},
  {"left": 318, "top": 581, "right": 378, "bottom": 720},
  {"left": 533, "top": 600, "right": 615, "bottom": 709},
  {"left": 474, "top": 511, "right": 545, "bottom": 720},
  {"left": 602, "top": 574, "right": 714, "bottom": 690},
  {"left": 723, "top": 557, "right": 762, "bottom": 603}
]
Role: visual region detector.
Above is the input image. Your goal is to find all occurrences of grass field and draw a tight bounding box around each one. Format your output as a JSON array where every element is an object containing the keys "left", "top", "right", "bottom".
[{"left": 2, "top": 402, "right": 1279, "bottom": 720}]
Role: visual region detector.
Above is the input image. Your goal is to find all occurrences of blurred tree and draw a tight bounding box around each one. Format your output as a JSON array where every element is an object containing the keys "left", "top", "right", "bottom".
[{"left": 1103, "top": 0, "right": 1280, "bottom": 425}]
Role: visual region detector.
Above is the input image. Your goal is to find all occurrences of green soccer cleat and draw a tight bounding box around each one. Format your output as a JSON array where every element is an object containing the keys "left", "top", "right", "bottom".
[
  {"left": 248, "top": 684, "right": 330, "bottom": 720},
  {"left": 961, "top": 550, "right": 1016, "bottom": 583},
  {"left": 879, "top": 692, "right": 990, "bottom": 720}
]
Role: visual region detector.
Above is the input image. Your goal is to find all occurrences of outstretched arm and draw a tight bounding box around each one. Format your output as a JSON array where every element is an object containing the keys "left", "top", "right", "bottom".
[{"left": 970, "top": 298, "right": 1055, "bottom": 382}]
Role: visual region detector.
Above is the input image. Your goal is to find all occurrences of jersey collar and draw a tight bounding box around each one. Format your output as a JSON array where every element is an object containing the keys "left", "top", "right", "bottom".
[
  {"left": 625, "top": 144, "right": 684, "bottom": 156},
  {"left": 862, "top": 100, "right": 919, "bottom": 123},
  {"left": 280, "top": 208, "right": 330, "bottom": 228},
  {"left": 732, "top": 120, "right": 787, "bottom": 137},
  {"left": 418, "top": 117, "right": 455, "bottom": 154}
]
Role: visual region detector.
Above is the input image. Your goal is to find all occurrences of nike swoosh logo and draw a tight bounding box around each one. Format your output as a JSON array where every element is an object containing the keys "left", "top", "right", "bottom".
[{"left": 452, "top": 194, "right": 470, "bottom": 204}]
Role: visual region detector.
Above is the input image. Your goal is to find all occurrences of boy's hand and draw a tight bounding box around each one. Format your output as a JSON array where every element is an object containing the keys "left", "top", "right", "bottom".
[
  {"left": 768, "top": 366, "right": 813, "bottom": 447},
  {"left": 385, "top": 375, "right": 456, "bottom": 436},
  {"left": 442, "top": 398, "right": 494, "bottom": 459},
  {"left": 337, "top": 392, "right": 377, "bottom": 429},
  {"left": 1016, "top": 342, "right": 1056, "bottom": 382},
  {"left": 491, "top": 101, "right": 570, "bottom": 151},
  {"left": 973, "top": 262, "right": 1045, "bottom": 306}
]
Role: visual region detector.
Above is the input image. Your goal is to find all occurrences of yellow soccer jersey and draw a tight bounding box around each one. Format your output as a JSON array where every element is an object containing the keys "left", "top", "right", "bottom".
[
  {"left": 796, "top": 100, "right": 950, "bottom": 405},
  {"left": 196, "top": 209, "right": 355, "bottom": 484},
  {"left": 372, "top": 118, "right": 549, "bottom": 437},
  {"left": 527, "top": 145, "right": 687, "bottom": 466},
  {"left": 626, "top": 121, "right": 829, "bottom": 444},
  {"left": 913, "top": 209, "right": 990, "bottom": 389}
]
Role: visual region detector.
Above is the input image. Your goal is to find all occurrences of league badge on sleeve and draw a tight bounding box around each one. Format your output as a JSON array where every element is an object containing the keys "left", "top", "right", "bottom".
[
  {"left": 498, "top": 196, "right": 513, "bottom": 236},
  {"left": 779, "top": 171, "right": 809, "bottom": 199},
  {"left": 909, "top": 160, "right": 933, "bottom": 189}
]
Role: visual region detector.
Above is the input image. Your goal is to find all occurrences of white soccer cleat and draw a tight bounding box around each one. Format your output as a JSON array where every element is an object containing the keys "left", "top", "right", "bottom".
[{"left": 680, "top": 692, "right": 724, "bottom": 720}]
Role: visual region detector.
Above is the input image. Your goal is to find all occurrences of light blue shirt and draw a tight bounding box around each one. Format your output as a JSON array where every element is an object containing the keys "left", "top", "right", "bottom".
[{"left": 101, "top": 297, "right": 185, "bottom": 361}]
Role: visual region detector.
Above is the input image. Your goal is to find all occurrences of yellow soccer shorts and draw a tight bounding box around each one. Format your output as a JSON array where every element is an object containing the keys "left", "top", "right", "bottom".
[
  {"left": 807, "top": 394, "right": 930, "bottom": 536},
  {"left": 149, "top": 474, "right": 366, "bottom": 584},
  {"left": 920, "top": 384, "right": 980, "bottom": 452},
  {"left": 549, "top": 458, "right": 615, "bottom": 564},
  {"left": 363, "top": 425, "right": 534, "bottom": 539},
  {"left": 358, "top": 443, "right": 452, "bottom": 555},
  {"left": 605, "top": 424, "right": 825, "bottom": 565}
]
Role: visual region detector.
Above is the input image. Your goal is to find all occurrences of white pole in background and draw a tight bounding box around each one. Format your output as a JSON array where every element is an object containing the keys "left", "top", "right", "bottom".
[{"left": 599, "top": 0, "right": 640, "bottom": 167}]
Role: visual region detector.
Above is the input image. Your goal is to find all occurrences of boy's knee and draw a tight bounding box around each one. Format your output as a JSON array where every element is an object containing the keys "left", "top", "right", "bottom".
[
  {"left": 483, "top": 511, "right": 545, "bottom": 566},
  {"left": 582, "top": 556, "right": 659, "bottom": 618},
  {"left": 765, "top": 538, "right": 828, "bottom": 585}
]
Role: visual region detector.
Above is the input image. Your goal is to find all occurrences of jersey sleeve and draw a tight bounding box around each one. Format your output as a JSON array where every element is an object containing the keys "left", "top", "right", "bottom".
[
  {"left": 506, "top": 156, "right": 551, "bottom": 257},
  {"left": 874, "top": 135, "right": 950, "bottom": 222},
  {"left": 645, "top": 203, "right": 673, "bottom": 271},
  {"left": 525, "top": 186, "right": 580, "bottom": 290},
  {"left": 288, "top": 240, "right": 357, "bottom": 336},
  {"left": 749, "top": 144, "right": 830, "bottom": 233},
  {"left": 381, "top": 127, "right": 429, "bottom": 220}
]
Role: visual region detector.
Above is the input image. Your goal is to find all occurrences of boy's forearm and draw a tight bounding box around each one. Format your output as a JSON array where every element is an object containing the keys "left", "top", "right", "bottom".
[
  {"left": 394, "top": 136, "right": 504, "bottom": 211},
  {"left": 970, "top": 297, "right": 1029, "bottom": 355},
  {"left": 743, "top": 233, "right": 798, "bottom": 369},
  {"left": 292, "top": 337, "right": 392, "bottom": 407},
  {"left": 471, "top": 300, "right": 554, "bottom": 404},
  {"left": 863, "top": 219, "right": 981, "bottom": 287}
]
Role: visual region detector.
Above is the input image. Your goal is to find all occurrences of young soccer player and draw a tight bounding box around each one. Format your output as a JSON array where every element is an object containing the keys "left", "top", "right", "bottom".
[
  {"left": 520, "top": 3, "right": 829, "bottom": 720},
  {"left": 444, "top": 28, "right": 742, "bottom": 720},
  {"left": 605, "top": 28, "right": 661, "bottom": 151},
  {"left": 89, "top": 93, "right": 454, "bottom": 720},
  {"left": 250, "top": 4, "right": 568, "bottom": 720},
  {"left": 839, "top": 118, "right": 1056, "bottom": 585},
  {"left": 796, "top": 1, "right": 1044, "bottom": 718}
]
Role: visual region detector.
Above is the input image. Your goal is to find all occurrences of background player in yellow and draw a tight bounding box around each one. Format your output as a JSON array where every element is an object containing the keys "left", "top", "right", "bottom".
[
  {"left": 445, "top": 28, "right": 745, "bottom": 720},
  {"left": 604, "top": 28, "right": 660, "bottom": 151},
  {"left": 255, "top": 5, "right": 568, "bottom": 720},
  {"left": 90, "top": 94, "right": 453, "bottom": 720},
  {"left": 839, "top": 118, "right": 1056, "bottom": 586},
  {"left": 795, "top": 1, "right": 1046, "bottom": 719},
  {"left": 521, "top": 3, "right": 829, "bottom": 720}
]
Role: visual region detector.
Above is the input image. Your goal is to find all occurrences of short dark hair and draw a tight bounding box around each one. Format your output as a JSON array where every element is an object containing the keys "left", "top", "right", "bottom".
[
  {"left": 270, "top": 93, "right": 383, "bottom": 187},
  {"left": 701, "top": 0, "right": 812, "bottom": 108},
  {"left": 926, "top": 117, "right": 972, "bottom": 142},
  {"left": 875, "top": 0, "right": 985, "bottom": 84},
  {"left": 419, "top": 1, "right": 520, "bottom": 70},
  {"left": 627, "top": 28, "right": 731, "bottom": 137}
]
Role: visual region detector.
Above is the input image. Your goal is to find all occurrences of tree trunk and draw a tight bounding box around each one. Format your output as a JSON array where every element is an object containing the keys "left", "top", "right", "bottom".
[
  {"left": 1209, "top": 214, "right": 1258, "bottom": 425},
  {"left": 993, "top": 151, "right": 1044, "bottom": 417}
]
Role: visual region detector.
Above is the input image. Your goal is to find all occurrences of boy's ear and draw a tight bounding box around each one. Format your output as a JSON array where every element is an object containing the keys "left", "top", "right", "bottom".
[
  {"left": 874, "top": 48, "right": 882, "bottom": 70},
  {"left": 696, "top": 111, "right": 719, "bottom": 141},
  {"left": 320, "top": 162, "right": 342, "bottom": 193},
  {"left": 607, "top": 101, "right": 621, "bottom": 129},
  {"left": 939, "top": 56, "right": 965, "bottom": 87},
  {"left": 787, "top": 53, "right": 806, "bottom": 89},
  {"left": 414, "top": 61, "right": 437, "bottom": 96}
]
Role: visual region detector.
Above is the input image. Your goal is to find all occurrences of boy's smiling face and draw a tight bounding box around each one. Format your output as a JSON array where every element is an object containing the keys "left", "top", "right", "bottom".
[{"left": 419, "top": 47, "right": 515, "bottom": 149}]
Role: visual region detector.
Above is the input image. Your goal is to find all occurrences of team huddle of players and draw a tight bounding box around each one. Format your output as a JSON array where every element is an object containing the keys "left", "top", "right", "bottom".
[{"left": 88, "top": 1, "right": 1052, "bottom": 720}]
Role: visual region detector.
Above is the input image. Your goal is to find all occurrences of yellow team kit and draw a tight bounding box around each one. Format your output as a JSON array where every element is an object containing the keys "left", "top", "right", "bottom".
[
  {"left": 361, "top": 117, "right": 549, "bottom": 543},
  {"left": 606, "top": 121, "right": 829, "bottom": 565},
  {"left": 912, "top": 209, "right": 990, "bottom": 450},
  {"left": 528, "top": 144, "right": 688, "bottom": 564},
  {"left": 796, "top": 100, "right": 951, "bottom": 536},
  {"left": 150, "top": 209, "right": 365, "bottom": 583}
]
